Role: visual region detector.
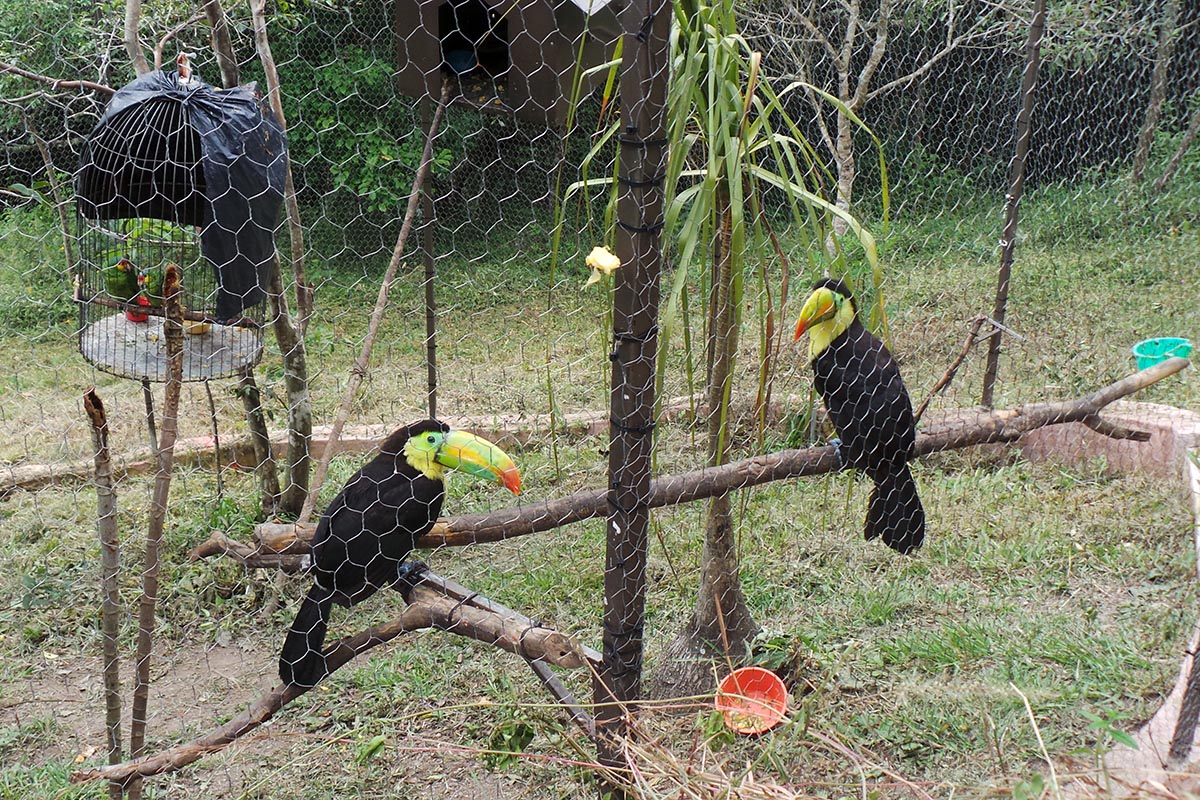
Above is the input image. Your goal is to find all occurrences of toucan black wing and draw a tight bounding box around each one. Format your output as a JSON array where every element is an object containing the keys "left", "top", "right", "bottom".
[
  {"left": 812, "top": 319, "right": 915, "bottom": 478},
  {"left": 311, "top": 455, "right": 445, "bottom": 607}
]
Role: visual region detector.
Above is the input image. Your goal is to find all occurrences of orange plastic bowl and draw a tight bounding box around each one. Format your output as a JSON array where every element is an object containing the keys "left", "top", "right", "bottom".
[{"left": 715, "top": 666, "right": 788, "bottom": 735}]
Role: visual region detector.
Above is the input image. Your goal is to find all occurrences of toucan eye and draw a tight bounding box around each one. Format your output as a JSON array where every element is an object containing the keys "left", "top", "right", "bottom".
[{"left": 427, "top": 434, "right": 437, "bottom": 444}]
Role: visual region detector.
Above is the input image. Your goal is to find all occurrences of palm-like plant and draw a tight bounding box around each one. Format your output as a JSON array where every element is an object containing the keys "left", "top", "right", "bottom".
[{"left": 567, "top": 0, "right": 886, "bottom": 693}]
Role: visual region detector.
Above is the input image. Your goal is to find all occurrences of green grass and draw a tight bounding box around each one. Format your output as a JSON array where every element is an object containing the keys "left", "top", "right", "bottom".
[{"left": 0, "top": 162, "right": 1198, "bottom": 797}]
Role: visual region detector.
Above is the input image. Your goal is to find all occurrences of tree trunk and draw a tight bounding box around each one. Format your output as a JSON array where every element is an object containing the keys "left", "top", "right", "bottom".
[
  {"left": 265, "top": 259, "right": 311, "bottom": 518},
  {"left": 237, "top": 366, "right": 280, "bottom": 518},
  {"left": 981, "top": 0, "right": 1046, "bottom": 408},
  {"left": 248, "top": 0, "right": 312, "bottom": 517},
  {"left": 123, "top": 0, "right": 150, "bottom": 76},
  {"left": 249, "top": 0, "right": 311, "bottom": 330},
  {"left": 1132, "top": 0, "right": 1180, "bottom": 184},
  {"left": 652, "top": 185, "right": 758, "bottom": 697},
  {"left": 126, "top": 267, "right": 185, "bottom": 800},
  {"left": 593, "top": 0, "right": 670, "bottom": 779},
  {"left": 84, "top": 391, "right": 124, "bottom": 800},
  {"left": 1153, "top": 101, "right": 1200, "bottom": 195},
  {"left": 203, "top": 0, "right": 240, "bottom": 90},
  {"left": 831, "top": 106, "right": 857, "bottom": 239}
]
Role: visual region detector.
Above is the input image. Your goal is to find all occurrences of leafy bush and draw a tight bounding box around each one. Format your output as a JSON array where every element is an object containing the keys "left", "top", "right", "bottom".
[{"left": 279, "top": 49, "right": 457, "bottom": 215}]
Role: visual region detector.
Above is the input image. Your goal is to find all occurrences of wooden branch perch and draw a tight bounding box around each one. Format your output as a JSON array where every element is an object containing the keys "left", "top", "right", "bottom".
[
  {"left": 71, "top": 571, "right": 595, "bottom": 786},
  {"left": 0, "top": 60, "right": 114, "bottom": 95},
  {"left": 196, "top": 358, "right": 1186, "bottom": 566}
]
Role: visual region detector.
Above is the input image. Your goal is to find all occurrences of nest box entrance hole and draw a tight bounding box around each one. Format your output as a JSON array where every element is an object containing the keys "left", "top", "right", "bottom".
[{"left": 439, "top": 0, "right": 510, "bottom": 77}]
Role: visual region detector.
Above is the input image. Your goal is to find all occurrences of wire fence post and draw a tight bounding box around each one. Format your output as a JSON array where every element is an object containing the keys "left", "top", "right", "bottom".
[
  {"left": 594, "top": 0, "right": 671, "bottom": 778},
  {"left": 981, "top": 0, "right": 1046, "bottom": 408}
]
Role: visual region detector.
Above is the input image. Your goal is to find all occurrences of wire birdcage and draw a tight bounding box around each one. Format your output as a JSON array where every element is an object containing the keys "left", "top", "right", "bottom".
[{"left": 73, "top": 60, "right": 287, "bottom": 382}]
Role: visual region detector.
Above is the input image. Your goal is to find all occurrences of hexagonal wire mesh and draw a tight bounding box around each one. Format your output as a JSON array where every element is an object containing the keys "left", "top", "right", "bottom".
[{"left": 1, "top": 0, "right": 1199, "bottom": 796}]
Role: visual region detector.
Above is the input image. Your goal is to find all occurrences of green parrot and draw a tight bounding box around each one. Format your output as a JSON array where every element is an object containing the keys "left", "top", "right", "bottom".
[
  {"left": 137, "top": 263, "right": 167, "bottom": 306},
  {"left": 102, "top": 256, "right": 139, "bottom": 302}
]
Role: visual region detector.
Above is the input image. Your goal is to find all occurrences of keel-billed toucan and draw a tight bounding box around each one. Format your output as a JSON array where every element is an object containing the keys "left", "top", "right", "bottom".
[
  {"left": 279, "top": 420, "right": 521, "bottom": 687},
  {"left": 793, "top": 278, "right": 925, "bottom": 554}
]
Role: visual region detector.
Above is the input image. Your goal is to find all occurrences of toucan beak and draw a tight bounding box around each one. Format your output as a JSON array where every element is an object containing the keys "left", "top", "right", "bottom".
[
  {"left": 436, "top": 430, "right": 521, "bottom": 495},
  {"left": 794, "top": 289, "right": 836, "bottom": 341}
]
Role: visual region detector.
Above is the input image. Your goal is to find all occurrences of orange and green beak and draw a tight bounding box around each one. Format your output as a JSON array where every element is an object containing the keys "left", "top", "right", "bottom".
[
  {"left": 435, "top": 430, "right": 521, "bottom": 495},
  {"left": 793, "top": 286, "right": 840, "bottom": 341}
]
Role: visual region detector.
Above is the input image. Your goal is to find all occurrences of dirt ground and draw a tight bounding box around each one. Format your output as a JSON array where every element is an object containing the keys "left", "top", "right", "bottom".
[{"left": 4, "top": 638, "right": 553, "bottom": 798}]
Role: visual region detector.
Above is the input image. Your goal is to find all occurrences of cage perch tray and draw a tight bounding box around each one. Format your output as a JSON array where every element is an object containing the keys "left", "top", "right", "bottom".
[{"left": 80, "top": 312, "right": 261, "bottom": 382}]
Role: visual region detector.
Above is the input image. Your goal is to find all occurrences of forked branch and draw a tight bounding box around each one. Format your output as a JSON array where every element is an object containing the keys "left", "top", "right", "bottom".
[{"left": 71, "top": 571, "right": 596, "bottom": 786}]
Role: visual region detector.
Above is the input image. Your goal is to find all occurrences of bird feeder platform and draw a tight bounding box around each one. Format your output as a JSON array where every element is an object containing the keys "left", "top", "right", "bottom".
[{"left": 79, "top": 312, "right": 261, "bottom": 383}]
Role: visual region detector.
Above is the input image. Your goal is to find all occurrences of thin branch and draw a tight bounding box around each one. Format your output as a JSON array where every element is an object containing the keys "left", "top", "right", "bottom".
[
  {"left": 1153, "top": 101, "right": 1200, "bottom": 195},
  {"left": 84, "top": 390, "right": 124, "bottom": 800},
  {"left": 787, "top": 0, "right": 839, "bottom": 63},
  {"left": 21, "top": 112, "right": 77, "bottom": 281},
  {"left": 867, "top": 10, "right": 1004, "bottom": 101},
  {"left": 0, "top": 60, "right": 114, "bottom": 95},
  {"left": 797, "top": 60, "right": 838, "bottom": 159},
  {"left": 153, "top": 12, "right": 206, "bottom": 71},
  {"left": 1080, "top": 415, "right": 1151, "bottom": 442},
  {"left": 70, "top": 572, "right": 594, "bottom": 786},
  {"left": 913, "top": 315, "right": 987, "bottom": 424},
  {"left": 297, "top": 80, "right": 453, "bottom": 523}
]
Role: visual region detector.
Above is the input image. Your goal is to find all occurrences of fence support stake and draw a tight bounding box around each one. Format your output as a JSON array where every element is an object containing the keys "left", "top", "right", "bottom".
[{"left": 594, "top": 0, "right": 671, "bottom": 787}]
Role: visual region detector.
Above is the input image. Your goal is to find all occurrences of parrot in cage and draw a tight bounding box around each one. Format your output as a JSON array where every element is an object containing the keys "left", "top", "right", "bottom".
[
  {"left": 101, "top": 255, "right": 139, "bottom": 302},
  {"left": 793, "top": 278, "right": 925, "bottom": 554},
  {"left": 278, "top": 420, "right": 521, "bottom": 688},
  {"left": 137, "top": 263, "right": 167, "bottom": 307}
]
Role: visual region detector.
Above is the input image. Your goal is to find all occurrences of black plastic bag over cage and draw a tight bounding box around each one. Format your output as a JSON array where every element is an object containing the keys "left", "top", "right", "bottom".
[{"left": 73, "top": 67, "right": 287, "bottom": 381}]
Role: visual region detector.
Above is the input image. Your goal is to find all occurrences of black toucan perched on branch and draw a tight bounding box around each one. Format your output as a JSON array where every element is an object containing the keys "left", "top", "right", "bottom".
[
  {"left": 793, "top": 278, "right": 925, "bottom": 554},
  {"left": 279, "top": 420, "right": 521, "bottom": 687}
]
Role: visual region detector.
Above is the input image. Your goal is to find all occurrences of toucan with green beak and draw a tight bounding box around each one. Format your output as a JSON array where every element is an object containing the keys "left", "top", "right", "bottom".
[
  {"left": 794, "top": 278, "right": 925, "bottom": 554},
  {"left": 279, "top": 420, "right": 521, "bottom": 687}
]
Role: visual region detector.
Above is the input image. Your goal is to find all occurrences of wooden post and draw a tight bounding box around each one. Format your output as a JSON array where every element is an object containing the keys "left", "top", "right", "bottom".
[
  {"left": 85, "top": 390, "right": 124, "bottom": 800},
  {"left": 594, "top": 0, "right": 671, "bottom": 780},
  {"left": 981, "top": 0, "right": 1046, "bottom": 408}
]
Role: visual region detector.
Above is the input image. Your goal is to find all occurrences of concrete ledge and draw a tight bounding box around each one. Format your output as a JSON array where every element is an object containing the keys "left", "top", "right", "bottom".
[{"left": 1019, "top": 400, "right": 1200, "bottom": 482}]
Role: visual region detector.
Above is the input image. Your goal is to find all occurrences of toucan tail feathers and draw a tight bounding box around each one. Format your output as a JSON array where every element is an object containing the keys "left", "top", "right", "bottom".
[
  {"left": 865, "top": 464, "right": 925, "bottom": 555},
  {"left": 279, "top": 587, "right": 333, "bottom": 688}
]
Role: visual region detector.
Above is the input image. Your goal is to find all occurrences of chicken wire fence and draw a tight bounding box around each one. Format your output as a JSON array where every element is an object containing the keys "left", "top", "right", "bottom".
[{"left": 1, "top": 0, "right": 1199, "bottom": 796}]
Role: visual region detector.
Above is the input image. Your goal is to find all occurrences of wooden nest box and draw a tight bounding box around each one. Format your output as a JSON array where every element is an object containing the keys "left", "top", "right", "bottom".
[{"left": 396, "top": 0, "right": 623, "bottom": 125}]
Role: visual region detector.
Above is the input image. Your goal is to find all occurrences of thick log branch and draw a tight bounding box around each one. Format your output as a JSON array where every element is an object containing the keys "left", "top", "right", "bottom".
[
  {"left": 71, "top": 571, "right": 592, "bottom": 786},
  {"left": 205, "top": 358, "right": 1185, "bottom": 564},
  {"left": 914, "top": 356, "right": 1184, "bottom": 454}
]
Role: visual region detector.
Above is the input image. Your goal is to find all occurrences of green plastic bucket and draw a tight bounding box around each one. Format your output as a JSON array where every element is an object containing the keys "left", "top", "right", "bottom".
[{"left": 1132, "top": 337, "right": 1192, "bottom": 370}]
